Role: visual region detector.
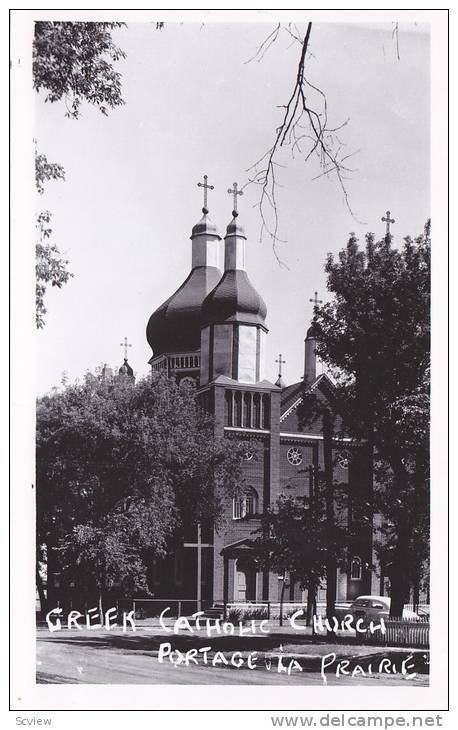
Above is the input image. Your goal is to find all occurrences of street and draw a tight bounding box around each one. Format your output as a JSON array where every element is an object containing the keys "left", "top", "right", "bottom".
[{"left": 36, "top": 627, "right": 429, "bottom": 686}]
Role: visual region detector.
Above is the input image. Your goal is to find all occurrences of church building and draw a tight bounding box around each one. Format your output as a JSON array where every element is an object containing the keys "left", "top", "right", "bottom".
[{"left": 146, "top": 180, "right": 378, "bottom": 610}]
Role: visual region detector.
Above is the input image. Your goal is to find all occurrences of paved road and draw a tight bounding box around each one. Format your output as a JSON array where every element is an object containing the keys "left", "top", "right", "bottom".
[{"left": 36, "top": 628, "right": 429, "bottom": 686}]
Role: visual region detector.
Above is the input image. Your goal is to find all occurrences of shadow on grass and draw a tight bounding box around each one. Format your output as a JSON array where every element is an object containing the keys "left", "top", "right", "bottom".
[{"left": 36, "top": 632, "right": 430, "bottom": 674}]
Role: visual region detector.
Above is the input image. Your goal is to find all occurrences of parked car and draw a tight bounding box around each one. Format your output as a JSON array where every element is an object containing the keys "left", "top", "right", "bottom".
[{"left": 348, "top": 595, "right": 420, "bottom": 621}]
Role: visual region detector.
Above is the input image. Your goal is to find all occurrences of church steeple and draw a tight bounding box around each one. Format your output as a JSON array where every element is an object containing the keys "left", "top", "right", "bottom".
[
  {"left": 200, "top": 186, "right": 268, "bottom": 386},
  {"left": 304, "top": 292, "right": 322, "bottom": 387},
  {"left": 190, "top": 174, "right": 221, "bottom": 269},
  {"left": 146, "top": 177, "right": 222, "bottom": 360},
  {"left": 118, "top": 336, "right": 135, "bottom": 379}
]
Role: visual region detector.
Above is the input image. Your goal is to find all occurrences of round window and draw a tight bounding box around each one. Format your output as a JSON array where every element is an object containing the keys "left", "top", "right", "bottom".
[
  {"left": 337, "top": 450, "right": 351, "bottom": 469},
  {"left": 243, "top": 449, "right": 254, "bottom": 461},
  {"left": 287, "top": 447, "right": 303, "bottom": 466}
]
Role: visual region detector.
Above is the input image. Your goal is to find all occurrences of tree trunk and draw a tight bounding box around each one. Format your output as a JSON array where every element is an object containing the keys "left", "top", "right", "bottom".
[
  {"left": 36, "top": 562, "right": 47, "bottom": 615},
  {"left": 413, "top": 580, "right": 420, "bottom": 613},
  {"left": 323, "top": 411, "right": 337, "bottom": 631},
  {"left": 306, "top": 581, "right": 316, "bottom": 626},
  {"left": 98, "top": 589, "right": 104, "bottom": 619},
  {"left": 389, "top": 568, "right": 407, "bottom": 617},
  {"left": 279, "top": 575, "right": 286, "bottom": 627}
]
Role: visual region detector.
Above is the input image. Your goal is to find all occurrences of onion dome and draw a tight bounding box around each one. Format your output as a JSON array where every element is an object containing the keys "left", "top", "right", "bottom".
[
  {"left": 146, "top": 212, "right": 222, "bottom": 357},
  {"left": 191, "top": 212, "right": 219, "bottom": 239},
  {"left": 119, "top": 358, "right": 134, "bottom": 376},
  {"left": 202, "top": 216, "right": 267, "bottom": 329},
  {"left": 306, "top": 320, "right": 319, "bottom": 339}
]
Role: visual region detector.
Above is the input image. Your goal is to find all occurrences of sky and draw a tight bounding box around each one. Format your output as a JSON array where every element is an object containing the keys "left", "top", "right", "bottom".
[{"left": 35, "top": 20, "right": 430, "bottom": 394}]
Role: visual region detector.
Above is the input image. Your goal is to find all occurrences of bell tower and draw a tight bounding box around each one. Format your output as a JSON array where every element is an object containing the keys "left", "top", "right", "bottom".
[{"left": 199, "top": 185, "right": 268, "bottom": 386}]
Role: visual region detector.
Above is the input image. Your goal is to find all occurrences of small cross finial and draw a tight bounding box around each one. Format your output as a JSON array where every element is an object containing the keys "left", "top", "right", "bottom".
[
  {"left": 120, "top": 336, "right": 132, "bottom": 360},
  {"left": 275, "top": 353, "right": 286, "bottom": 377},
  {"left": 227, "top": 181, "right": 243, "bottom": 218},
  {"left": 381, "top": 210, "right": 395, "bottom": 237},
  {"left": 197, "top": 174, "right": 214, "bottom": 215},
  {"left": 309, "top": 291, "right": 323, "bottom": 308}
]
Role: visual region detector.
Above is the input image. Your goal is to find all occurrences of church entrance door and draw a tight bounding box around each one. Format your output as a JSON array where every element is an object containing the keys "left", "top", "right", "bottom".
[{"left": 235, "top": 557, "right": 256, "bottom": 602}]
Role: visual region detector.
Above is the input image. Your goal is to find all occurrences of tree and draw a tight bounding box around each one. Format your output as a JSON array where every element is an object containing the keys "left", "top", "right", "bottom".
[
  {"left": 36, "top": 372, "right": 244, "bottom": 612},
  {"left": 257, "top": 476, "right": 348, "bottom": 626},
  {"left": 314, "top": 223, "right": 430, "bottom": 616},
  {"left": 245, "top": 22, "right": 404, "bottom": 258},
  {"left": 35, "top": 151, "right": 72, "bottom": 328},
  {"left": 33, "top": 21, "right": 126, "bottom": 119},
  {"left": 246, "top": 22, "right": 358, "bottom": 257},
  {"left": 33, "top": 22, "right": 127, "bottom": 326}
]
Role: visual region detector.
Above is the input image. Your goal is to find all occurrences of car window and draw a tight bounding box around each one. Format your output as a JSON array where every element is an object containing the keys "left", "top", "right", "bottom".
[
  {"left": 371, "top": 602, "right": 385, "bottom": 609},
  {"left": 354, "top": 600, "right": 370, "bottom": 607}
]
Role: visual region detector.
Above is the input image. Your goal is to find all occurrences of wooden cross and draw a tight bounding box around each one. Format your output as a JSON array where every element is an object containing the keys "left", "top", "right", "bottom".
[
  {"left": 275, "top": 353, "right": 286, "bottom": 377},
  {"left": 227, "top": 181, "right": 243, "bottom": 217},
  {"left": 183, "top": 523, "right": 213, "bottom": 613},
  {"left": 381, "top": 210, "right": 395, "bottom": 237},
  {"left": 119, "top": 336, "right": 132, "bottom": 360},
  {"left": 309, "top": 291, "right": 323, "bottom": 308},
  {"left": 197, "top": 174, "right": 214, "bottom": 214}
]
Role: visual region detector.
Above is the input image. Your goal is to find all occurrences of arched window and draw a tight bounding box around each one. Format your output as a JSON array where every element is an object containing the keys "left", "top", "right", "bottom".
[
  {"left": 262, "top": 394, "right": 270, "bottom": 429},
  {"left": 225, "top": 391, "right": 233, "bottom": 426},
  {"left": 234, "top": 392, "right": 242, "bottom": 427},
  {"left": 233, "top": 487, "right": 258, "bottom": 519},
  {"left": 244, "top": 487, "right": 258, "bottom": 516},
  {"left": 243, "top": 392, "right": 251, "bottom": 427},
  {"left": 253, "top": 393, "right": 261, "bottom": 429},
  {"left": 350, "top": 556, "right": 362, "bottom": 580}
]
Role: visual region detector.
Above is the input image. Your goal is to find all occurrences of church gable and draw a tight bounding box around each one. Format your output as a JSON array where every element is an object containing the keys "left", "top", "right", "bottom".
[{"left": 279, "top": 374, "right": 335, "bottom": 435}]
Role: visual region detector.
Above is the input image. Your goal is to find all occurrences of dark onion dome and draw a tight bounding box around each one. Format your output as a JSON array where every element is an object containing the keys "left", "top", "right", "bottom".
[
  {"left": 306, "top": 320, "right": 320, "bottom": 339},
  {"left": 119, "top": 358, "right": 134, "bottom": 376},
  {"left": 146, "top": 212, "right": 222, "bottom": 357},
  {"left": 146, "top": 265, "right": 222, "bottom": 356},
  {"left": 201, "top": 216, "right": 267, "bottom": 328},
  {"left": 202, "top": 270, "right": 267, "bottom": 328}
]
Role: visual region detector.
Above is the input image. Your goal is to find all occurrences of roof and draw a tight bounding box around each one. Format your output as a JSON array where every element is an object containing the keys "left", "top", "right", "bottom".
[
  {"left": 190, "top": 212, "right": 221, "bottom": 239},
  {"left": 146, "top": 264, "right": 222, "bottom": 356},
  {"left": 119, "top": 358, "right": 134, "bottom": 376},
  {"left": 202, "top": 269, "right": 267, "bottom": 329},
  {"left": 280, "top": 373, "right": 335, "bottom": 422},
  {"left": 220, "top": 538, "right": 259, "bottom": 555},
  {"left": 206, "top": 375, "right": 279, "bottom": 390}
]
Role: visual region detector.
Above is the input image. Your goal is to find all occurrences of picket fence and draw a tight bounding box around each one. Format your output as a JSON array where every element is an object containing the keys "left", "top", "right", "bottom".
[{"left": 362, "top": 616, "right": 430, "bottom": 648}]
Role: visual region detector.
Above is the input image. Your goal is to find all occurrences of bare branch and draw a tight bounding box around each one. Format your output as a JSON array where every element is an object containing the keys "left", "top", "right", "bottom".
[
  {"left": 244, "top": 22, "right": 363, "bottom": 261},
  {"left": 392, "top": 22, "right": 401, "bottom": 61},
  {"left": 244, "top": 23, "right": 281, "bottom": 64}
]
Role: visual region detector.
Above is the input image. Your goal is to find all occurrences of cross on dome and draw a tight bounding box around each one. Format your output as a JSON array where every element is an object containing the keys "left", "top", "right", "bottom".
[
  {"left": 381, "top": 210, "right": 395, "bottom": 237},
  {"left": 227, "top": 182, "right": 243, "bottom": 218},
  {"left": 275, "top": 353, "right": 286, "bottom": 377},
  {"left": 309, "top": 291, "right": 323, "bottom": 309},
  {"left": 120, "top": 336, "right": 132, "bottom": 360},
  {"left": 197, "top": 174, "right": 214, "bottom": 215}
]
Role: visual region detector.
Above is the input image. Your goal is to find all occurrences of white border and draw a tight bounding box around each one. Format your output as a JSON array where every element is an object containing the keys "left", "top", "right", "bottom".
[{"left": 9, "top": 6, "right": 450, "bottom": 716}]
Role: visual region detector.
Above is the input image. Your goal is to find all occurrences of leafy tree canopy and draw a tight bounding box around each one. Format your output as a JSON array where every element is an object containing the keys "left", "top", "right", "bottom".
[
  {"left": 37, "top": 372, "right": 245, "bottom": 603},
  {"left": 33, "top": 21, "right": 126, "bottom": 119},
  {"left": 315, "top": 225, "right": 430, "bottom": 454},
  {"left": 313, "top": 224, "right": 431, "bottom": 614},
  {"left": 35, "top": 153, "right": 72, "bottom": 329}
]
